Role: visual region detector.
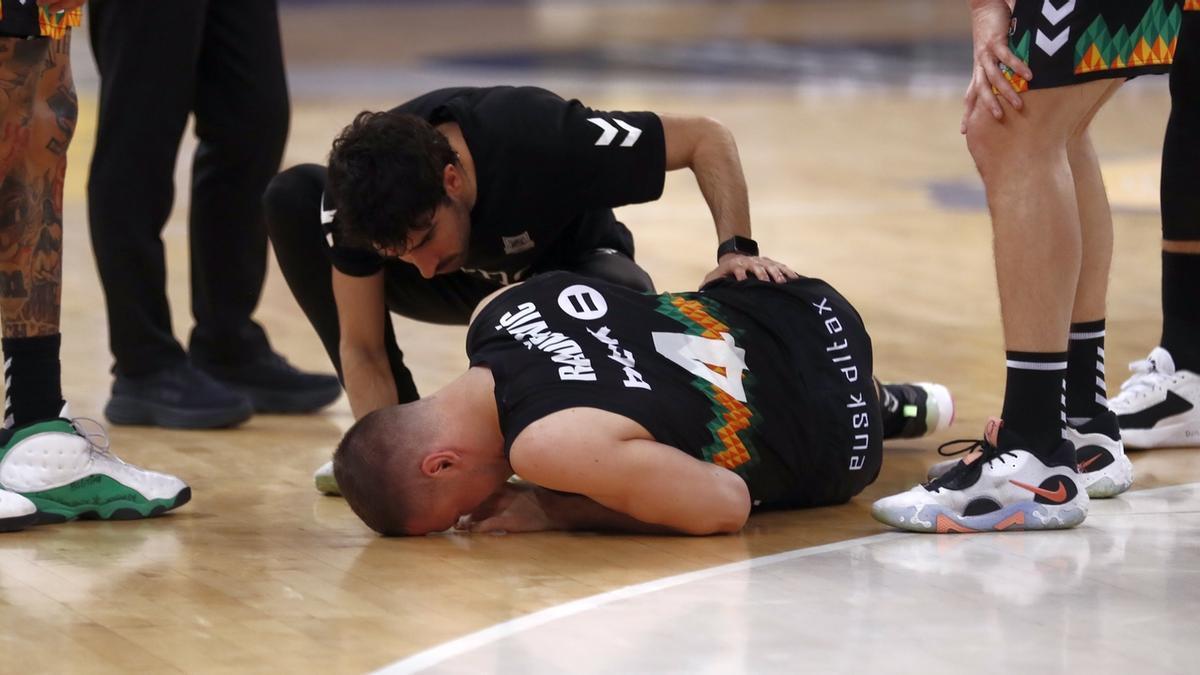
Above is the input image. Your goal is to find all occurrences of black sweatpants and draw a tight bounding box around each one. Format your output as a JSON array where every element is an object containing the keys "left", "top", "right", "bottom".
[
  {"left": 87, "top": 0, "right": 290, "bottom": 376},
  {"left": 263, "top": 164, "right": 656, "bottom": 403}
]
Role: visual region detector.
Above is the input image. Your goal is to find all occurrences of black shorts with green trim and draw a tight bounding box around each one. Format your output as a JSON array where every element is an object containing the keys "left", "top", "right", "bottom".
[{"left": 1002, "top": 0, "right": 1184, "bottom": 92}]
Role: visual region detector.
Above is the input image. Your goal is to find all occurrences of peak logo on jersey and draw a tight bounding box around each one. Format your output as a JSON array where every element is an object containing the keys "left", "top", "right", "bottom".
[
  {"left": 557, "top": 285, "right": 608, "bottom": 321},
  {"left": 501, "top": 232, "right": 535, "bottom": 255},
  {"left": 586, "top": 117, "right": 642, "bottom": 147}
]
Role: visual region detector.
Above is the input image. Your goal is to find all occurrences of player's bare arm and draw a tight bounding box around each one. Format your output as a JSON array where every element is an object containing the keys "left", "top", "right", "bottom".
[
  {"left": 464, "top": 479, "right": 682, "bottom": 535},
  {"left": 506, "top": 407, "right": 752, "bottom": 535},
  {"left": 659, "top": 113, "right": 797, "bottom": 286},
  {"left": 332, "top": 268, "right": 399, "bottom": 418}
]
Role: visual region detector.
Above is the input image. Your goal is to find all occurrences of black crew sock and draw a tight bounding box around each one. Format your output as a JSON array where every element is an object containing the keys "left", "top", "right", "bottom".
[
  {"left": 1001, "top": 350, "right": 1067, "bottom": 456},
  {"left": 1, "top": 333, "right": 64, "bottom": 428},
  {"left": 1066, "top": 320, "right": 1108, "bottom": 424},
  {"left": 1161, "top": 251, "right": 1200, "bottom": 372}
]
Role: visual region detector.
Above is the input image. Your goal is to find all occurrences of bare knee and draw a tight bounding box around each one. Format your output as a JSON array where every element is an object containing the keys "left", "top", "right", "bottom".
[{"left": 963, "top": 108, "right": 1018, "bottom": 179}]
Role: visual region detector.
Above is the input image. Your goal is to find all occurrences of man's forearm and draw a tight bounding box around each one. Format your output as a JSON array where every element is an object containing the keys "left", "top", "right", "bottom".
[
  {"left": 340, "top": 347, "right": 400, "bottom": 419},
  {"left": 533, "top": 487, "right": 683, "bottom": 535},
  {"left": 691, "top": 119, "right": 753, "bottom": 243}
]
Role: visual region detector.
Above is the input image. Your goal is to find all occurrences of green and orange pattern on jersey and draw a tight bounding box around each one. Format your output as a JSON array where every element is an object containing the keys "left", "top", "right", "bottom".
[
  {"left": 1004, "top": 0, "right": 1182, "bottom": 92},
  {"left": 655, "top": 293, "right": 763, "bottom": 473}
]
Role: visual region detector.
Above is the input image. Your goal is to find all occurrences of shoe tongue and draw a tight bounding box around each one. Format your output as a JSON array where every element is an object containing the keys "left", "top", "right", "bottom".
[
  {"left": 1149, "top": 346, "right": 1177, "bottom": 375},
  {"left": 983, "top": 417, "right": 1003, "bottom": 446}
]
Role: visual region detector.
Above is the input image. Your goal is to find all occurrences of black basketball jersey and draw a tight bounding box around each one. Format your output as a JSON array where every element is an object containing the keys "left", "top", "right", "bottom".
[
  {"left": 466, "top": 272, "right": 882, "bottom": 510},
  {"left": 325, "top": 86, "right": 666, "bottom": 284}
]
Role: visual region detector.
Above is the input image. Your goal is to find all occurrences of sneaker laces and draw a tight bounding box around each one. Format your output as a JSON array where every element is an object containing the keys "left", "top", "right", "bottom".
[
  {"left": 936, "top": 437, "right": 984, "bottom": 457},
  {"left": 1114, "top": 357, "right": 1170, "bottom": 401},
  {"left": 69, "top": 416, "right": 120, "bottom": 463},
  {"left": 925, "top": 437, "right": 1012, "bottom": 490}
]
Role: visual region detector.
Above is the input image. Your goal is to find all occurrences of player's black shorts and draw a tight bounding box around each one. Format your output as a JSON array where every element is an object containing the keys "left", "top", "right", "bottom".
[
  {"left": 1002, "top": 0, "right": 1183, "bottom": 92},
  {"left": 705, "top": 277, "right": 884, "bottom": 509},
  {"left": 0, "top": 2, "right": 79, "bottom": 40}
]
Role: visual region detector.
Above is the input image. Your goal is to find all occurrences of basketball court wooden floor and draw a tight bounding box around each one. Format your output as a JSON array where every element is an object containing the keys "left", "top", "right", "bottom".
[{"left": 1, "top": 2, "right": 1198, "bottom": 673}]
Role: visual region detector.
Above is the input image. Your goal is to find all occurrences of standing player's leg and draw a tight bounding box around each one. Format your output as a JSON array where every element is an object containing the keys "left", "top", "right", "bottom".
[
  {"left": 0, "top": 35, "right": 51, "bottom": 531},
  {"left": 88, "top": 0, "right": 255, "bottom": 429},
  {"left": 186, "top": 0, "right": 341, "bottom": 415},
  {"left": 1062, "top": 116, "right": 1133, "bottom": 497},
  {"left": 0, "top": 34, "right": 189, "bottom": 524},
  {"left": 1111, "top": 6, "right": 1200, "bottom": 448},
  {"left": 873, "top": 80, "right": 1121, "bottom": 534}
]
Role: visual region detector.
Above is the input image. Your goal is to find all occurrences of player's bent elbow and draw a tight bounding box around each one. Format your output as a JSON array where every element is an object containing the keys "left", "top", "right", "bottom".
[{"left": 693, "top": 478, "right": 751, "bottom": 535}]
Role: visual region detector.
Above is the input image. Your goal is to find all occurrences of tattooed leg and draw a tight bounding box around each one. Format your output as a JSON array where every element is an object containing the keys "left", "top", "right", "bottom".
[{"left": 0, "top": 36, "right": 69, "bottom": 339}]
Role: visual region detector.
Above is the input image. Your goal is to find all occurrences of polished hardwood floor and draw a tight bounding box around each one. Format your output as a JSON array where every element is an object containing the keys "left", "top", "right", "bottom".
[{"left": 1, "top": 2, "right": 1197, "bottom": 672}]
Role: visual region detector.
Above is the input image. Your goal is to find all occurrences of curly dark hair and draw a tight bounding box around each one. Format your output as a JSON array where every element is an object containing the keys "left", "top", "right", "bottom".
[{"left": 326, "top": 110, "right": 459, "bottom": 252}]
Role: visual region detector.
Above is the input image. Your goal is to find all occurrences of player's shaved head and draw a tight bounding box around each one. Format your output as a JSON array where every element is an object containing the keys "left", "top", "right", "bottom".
[{"left": 333, "top": 402, "right": 440, "bottom": 535}]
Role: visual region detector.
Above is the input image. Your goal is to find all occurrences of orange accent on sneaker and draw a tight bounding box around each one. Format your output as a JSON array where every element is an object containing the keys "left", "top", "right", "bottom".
[
  {"left": 936, "top": 514, "right": 979, "bottom": 534},
  {"left": 1010, "top": 478, "right": 1069, "bottom": 503},
  {"left": 995, "top": 512, "right": 1026, "bottom": 530},
  {"left": 1077, "top": 453, "right": 1104, "bottom": 472}
]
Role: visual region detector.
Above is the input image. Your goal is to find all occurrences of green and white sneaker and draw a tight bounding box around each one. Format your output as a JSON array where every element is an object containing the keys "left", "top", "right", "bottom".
[
  {"left": 314, "top": 459, "right": 339, "bottom": 496},
  {"left": 0, "top": 488, "right": 37, "bottom": 532},
  {"left": 0, "top": 406, "right": 190, "bottom": 522}
]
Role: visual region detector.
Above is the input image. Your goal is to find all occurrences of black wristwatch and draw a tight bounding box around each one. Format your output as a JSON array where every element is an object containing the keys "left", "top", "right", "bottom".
[{"left": 717, "top": 235, "right": 759, "bottom": 261}]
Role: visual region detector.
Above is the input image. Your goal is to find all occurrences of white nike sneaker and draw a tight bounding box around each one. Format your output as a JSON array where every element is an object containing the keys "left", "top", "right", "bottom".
[
  {"left": 314, "top": 459, "right": 339, "bottom": 496},
  {"left": 926, "top": 410, "right": 1132, "bottom": 499},
  {"left": 0, "top": 488, "right": 37, "bottom": 532},
  {"left": 1062, "top": 411, "right": 1133, "bottom": 498},
  {"left": 1109, "top": 347, "right": 1200, "bottom": 448},
  {"left": 874, "top": 418, "right": 1089, "bottom": 533}
]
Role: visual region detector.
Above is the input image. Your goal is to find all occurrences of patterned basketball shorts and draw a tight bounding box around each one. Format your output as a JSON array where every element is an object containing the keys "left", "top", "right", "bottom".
[
  {"left": 1002, "top": 0, "right": 1184, "bottom": 91},
  {"left": 0, "top": 1, "right": 80, "bottom": 40}
]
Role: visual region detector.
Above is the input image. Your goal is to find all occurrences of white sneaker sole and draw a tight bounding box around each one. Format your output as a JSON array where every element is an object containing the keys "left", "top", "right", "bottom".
[
  {"left": 313, "top": 460, "right": 340, "bottom": 496},
  {"left": 871, "top": 499, "right": 1088, "bottom": 534},
  {"left": 1121, "top": 420, "right": 1200, "bottom": 449},
  {"left": 1081, "top": 453, "right": 1134, "bottom": 499}
]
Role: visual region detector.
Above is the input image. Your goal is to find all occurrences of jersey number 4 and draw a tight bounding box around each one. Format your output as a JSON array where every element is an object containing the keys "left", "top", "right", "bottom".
[{"left": 651, "top": 332, "right": 748, "bottom": 402}]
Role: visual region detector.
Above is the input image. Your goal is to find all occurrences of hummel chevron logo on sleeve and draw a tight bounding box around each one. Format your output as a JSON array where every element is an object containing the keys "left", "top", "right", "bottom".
[{"left": 587, "top": 118, "right": 642, "bottom": 147}]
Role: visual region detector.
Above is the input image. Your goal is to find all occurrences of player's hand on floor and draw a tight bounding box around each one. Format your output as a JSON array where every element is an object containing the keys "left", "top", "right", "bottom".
[
  {"left": 702, "top": 253, "right": 799, "bottom": 286},
  {"left": 459, "top": 482, "right": 554, "bottom": 534},
  {"left": 961, "top": 0, "right": 1032, "bottom": 133},
  {"left": 38, "top": 0, "right": 86, "bottom": 12}
]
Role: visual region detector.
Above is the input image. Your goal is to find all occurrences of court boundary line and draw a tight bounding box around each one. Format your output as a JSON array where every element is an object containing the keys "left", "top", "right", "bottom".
[
  {"left": 373, "top": 482, "right": 1200, "bottom": 674},
  {"left": 372, "top": 531, "right": 906, "bottom": 674}
]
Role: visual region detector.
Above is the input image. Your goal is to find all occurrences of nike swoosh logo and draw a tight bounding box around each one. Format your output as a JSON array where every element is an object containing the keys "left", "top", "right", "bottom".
[
  {"left": 1010, "top": 479, "right": 1069, "bottom": 503},
  {"left": 1077, "top": 453, "right": 1104, "bottom": 471}
]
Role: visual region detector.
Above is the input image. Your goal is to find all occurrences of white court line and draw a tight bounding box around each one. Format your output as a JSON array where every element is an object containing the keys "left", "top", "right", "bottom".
[
  {"left": 373, "top": 481, "right": 1200, "bottom": 674},
  {"left": 372, "top": 531, "right": 906, "bottom": 675}
]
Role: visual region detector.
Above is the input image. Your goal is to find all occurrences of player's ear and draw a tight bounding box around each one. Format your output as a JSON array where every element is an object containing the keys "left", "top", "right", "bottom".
[
  {"left": 420, "top": 448, "right": 462, "bottom": 478},
  {"left": 443, "top": 163, "right": 461, "bottom": 195}
]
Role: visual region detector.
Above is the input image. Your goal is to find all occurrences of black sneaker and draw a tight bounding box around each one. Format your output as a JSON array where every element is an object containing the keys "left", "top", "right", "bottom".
[
  {"left": 194, "top": 351, "right": 341, "bottom": 414},
  {"left": 105, "top": 362, "right": 255, "bottom": 429},
  {"left": 879, "top": 381, "right": 955, "bottom": 439}
]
